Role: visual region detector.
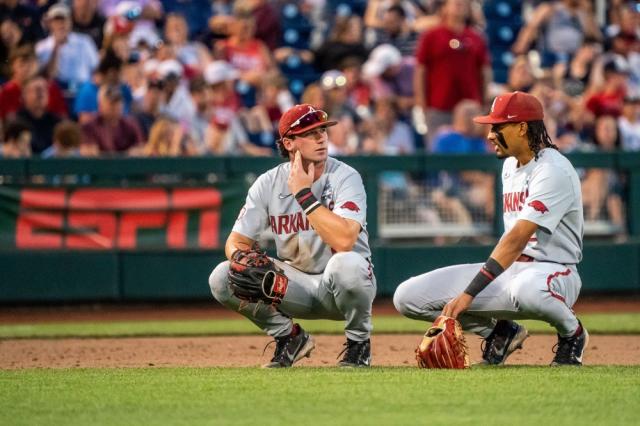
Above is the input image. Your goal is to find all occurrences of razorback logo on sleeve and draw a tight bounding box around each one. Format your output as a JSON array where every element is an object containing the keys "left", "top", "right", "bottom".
[
  {"left": 528, "top": 200, "right": 549, "bottom": 214},
  {"left": 340, "top": 201, "right": 360, "bottom": 212}
]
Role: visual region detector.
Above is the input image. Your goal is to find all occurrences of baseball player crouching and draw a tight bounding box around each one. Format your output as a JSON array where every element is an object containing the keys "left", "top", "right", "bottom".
[
  {"left": 394, "top": 92, "right": 589, "bottom": 366},
  {"left": 209, "top": 104, "right": 376, "bottom": 368}
]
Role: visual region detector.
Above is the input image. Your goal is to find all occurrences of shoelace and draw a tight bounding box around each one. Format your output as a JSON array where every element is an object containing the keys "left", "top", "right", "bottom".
[
  {"left": 262, "top": 338, "right": 288, "bottom": 361},
  {"left": 552, "top": 336, "right": 576, "bottom": 361},
  {"left": 481, "top": 334, "right": 498, "bottom": 360},
  {"left": 336, "top": 341, "right": 361, "bottom": 361}
]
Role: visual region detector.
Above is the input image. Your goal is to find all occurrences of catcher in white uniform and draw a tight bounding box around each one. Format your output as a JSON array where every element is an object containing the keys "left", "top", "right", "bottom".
[
  {"left": 394, "top": 91, "right": 589, "bottom": 366},
  {"left": 209, "top": 104, "right": 376, "bottom": 368}
]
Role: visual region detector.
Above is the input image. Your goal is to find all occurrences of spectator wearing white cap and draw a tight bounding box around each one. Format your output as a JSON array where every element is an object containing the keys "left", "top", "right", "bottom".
[
  {"left": 203, "top": 60, "right": 270, "bottom": 156},
  {"left": 36, "top": 3, "right": 99, "bottom": 100},
  {"left": 204, "top": 60, "right": 241, "bottom": 136},
  {"left": 157, "top": 59, "right": 196, "bottom": 127},
  {"left": 362, "top": 44, "right": 414, "bottom": 115}
]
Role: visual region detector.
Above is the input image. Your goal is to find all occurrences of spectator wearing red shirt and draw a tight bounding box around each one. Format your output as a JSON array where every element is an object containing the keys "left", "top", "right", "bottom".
[
  {"left": 586, "top": 55, "right": 629, "bottom": 118},
  {"left": 81, "top": 85, "right": 143, "bottom": 155},
  {"left": 215, "top": 11, "right": 275, "bottom": 89},
  {"left": 414, "top": 0, "right": 490, "bottom": 148},
  {"left": 0, "top": 45, "right": 68, "bottom": 123},
  {"left": 248, "top": 0, "right": 281, "bottom": 51}
]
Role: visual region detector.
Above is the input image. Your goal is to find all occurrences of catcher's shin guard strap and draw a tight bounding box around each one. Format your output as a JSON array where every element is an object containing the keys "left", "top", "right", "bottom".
[
  {"left": 464, "top": 257, "right": 505, "bottom": 297},
  {"left": 262, "top": 270, "right": 289, "bottom": 304}
]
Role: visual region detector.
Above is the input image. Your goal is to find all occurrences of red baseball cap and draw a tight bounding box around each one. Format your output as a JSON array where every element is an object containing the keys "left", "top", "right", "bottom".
[
  {"left": 278, "top": 104, "right": 337, "bottom": 138},
  {"left": 473, "top": 91, "right": 544, "bottom": 125}
]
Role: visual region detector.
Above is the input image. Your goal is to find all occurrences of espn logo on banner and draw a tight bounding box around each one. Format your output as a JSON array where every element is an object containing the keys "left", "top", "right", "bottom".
[{"left": 13, "top": 188, "right": 222, "bottom": 249}]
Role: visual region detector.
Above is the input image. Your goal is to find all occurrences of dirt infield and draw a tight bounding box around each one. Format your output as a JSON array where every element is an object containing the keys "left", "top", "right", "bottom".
[
  {"left": 1, "top": 334, "right": 639, "bottom": 369},
  {"left": 1, "top": 298, "right": 638, "bottom": 369}
]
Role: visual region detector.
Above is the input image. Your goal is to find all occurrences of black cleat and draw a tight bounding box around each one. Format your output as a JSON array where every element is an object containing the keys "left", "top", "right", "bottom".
[
  {"left": 477, "top": 320, "right": 528, "bottom": 366},
  {"left": 338, "top": 338, "right": 371, "bottom": 367},
  {"left": 551, "top": 322, "right": 589, "bottom": 366},
  {"left": 263, "top": 323, "right": 315, "bottom": 368}
]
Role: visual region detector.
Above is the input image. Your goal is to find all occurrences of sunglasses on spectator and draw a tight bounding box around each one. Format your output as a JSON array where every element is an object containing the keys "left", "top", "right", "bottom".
[{"left": 283, "top": 109, "right": 329, "bottom": 138}]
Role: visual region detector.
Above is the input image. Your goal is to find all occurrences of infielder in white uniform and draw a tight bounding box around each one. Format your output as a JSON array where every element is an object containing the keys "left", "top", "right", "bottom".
[
  {"left": 209, "top": 104, "right": 376, "bottom": 368},
  {"left": 394, "top": 91, "right": 589, "bottom": 366}
]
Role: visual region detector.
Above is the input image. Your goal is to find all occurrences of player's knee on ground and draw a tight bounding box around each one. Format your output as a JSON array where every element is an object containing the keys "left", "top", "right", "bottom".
[
  {"left": 325, "top": 251, "right": 370, "bottom": 295},
  {"left": 209, "top": 261, "right": 231, "bottom": 303}
]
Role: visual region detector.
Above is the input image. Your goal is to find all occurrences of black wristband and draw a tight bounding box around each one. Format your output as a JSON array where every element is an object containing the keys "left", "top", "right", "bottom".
[
  {"left": 295, "top": 188, "right": 321, "bottom": 215},
  {"left": 464, "top": 257, "right": 505, "bottom": 297}
]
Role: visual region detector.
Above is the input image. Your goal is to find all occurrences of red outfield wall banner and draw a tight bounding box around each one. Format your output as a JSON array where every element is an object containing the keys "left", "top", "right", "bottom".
[{"left": 0, "top": 187, "right": 238, "bottom": 250}]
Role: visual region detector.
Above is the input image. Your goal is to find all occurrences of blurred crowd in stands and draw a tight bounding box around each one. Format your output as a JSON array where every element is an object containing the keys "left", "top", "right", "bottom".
[
  {"left": 0, "top": 0, "right": 636, "bottom": 238},
  {"left": 0, "top": 0, "right": 638, "bottom": 160}
]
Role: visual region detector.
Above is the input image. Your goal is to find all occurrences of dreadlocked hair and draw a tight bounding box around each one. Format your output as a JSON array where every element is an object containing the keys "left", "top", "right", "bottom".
[{"left": 526, "top": 120, "right": 558, "bottom": 159}]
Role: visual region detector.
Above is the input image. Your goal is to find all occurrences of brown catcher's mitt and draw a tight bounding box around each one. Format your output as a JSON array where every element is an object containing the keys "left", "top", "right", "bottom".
[
  {"left": 228, "top": 249, "right": 288, "bottom": 304},
  {"left": 415, "top": 315, "right": 470, "bottom": 369}
]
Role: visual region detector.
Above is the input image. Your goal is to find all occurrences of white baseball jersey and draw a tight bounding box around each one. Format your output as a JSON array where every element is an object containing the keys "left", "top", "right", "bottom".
[
  {"left": 233, "top": 157, "right": 372, "bottom": 274},
  {"left": 501, "top": 148, "right": 583, "bottom": 264}
]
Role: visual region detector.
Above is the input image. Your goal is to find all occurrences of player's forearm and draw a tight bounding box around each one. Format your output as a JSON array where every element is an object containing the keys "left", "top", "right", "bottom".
[
  {"left": 306, "top": 207, "right": 359, "bottom": 252},
  {"left": 225, "top": 232, "right": 256, "bottom": 260},
  {"left": 489, "top": 232, "right": 529, "bottom": 270},
  {"left": 490, "top": 221, "right": 537, "bottom": 269},
  {"left": 464, "top": 222, "right": 536, "bottom": 297}
]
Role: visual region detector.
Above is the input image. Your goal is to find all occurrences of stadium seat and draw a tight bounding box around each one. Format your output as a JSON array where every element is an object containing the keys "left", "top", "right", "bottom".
[
  {"left": 281, "top": 2, "right": 313, "bottom": 30},
  {"left": 483, "top": 0, "right": 522, "bottom": 20},
  {"left": 235, "top": 80, "right": 257, "bottom": 108},
  {"left": 485, "top": 23, "right": 522, "bottom": 47},
  {"left": 326, "top": 0, "right": 367, "bottom": 17},
  {"left": 483, "top": 0, "right": 523, "bottom": 85},
  {"left": 282, "top": 27, "right": 312, "bottom": 50}
]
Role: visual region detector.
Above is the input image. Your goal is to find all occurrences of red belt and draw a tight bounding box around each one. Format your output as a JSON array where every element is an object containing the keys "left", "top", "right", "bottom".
[{"left": 516, "top": 254, "right": 535, "bottom": 262}]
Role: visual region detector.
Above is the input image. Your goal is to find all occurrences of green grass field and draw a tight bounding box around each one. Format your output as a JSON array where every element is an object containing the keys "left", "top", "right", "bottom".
[
  {"left": 1, "top": 367, "right": 639, "bottom": 425},
  {"left": 2, "top": 312, "right": 639, "bottom": 425},
  {"left": 1, "top": 312, "right": 639, "bottom": 338}
]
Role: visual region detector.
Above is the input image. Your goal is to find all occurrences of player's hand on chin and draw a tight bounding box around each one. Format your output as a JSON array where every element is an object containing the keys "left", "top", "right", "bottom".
[
  {"left": 288, "top": 151, "right": 315, "bottom": 195},
  {"left": 442, "top": 293, "right": 474, "bottom": 319}
]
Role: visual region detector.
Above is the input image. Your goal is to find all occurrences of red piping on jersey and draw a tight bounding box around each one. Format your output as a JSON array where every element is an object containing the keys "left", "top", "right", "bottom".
[{"left": 546, "top": 269, "right": 571, "bottom": 303}]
